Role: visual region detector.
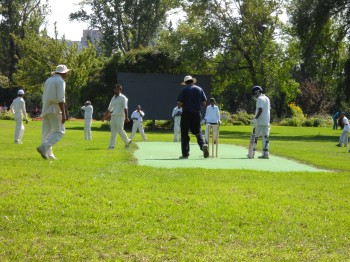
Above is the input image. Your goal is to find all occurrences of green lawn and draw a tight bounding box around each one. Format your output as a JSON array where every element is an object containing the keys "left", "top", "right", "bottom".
[{"left": 0, "top": 119, "right": 349, "bottom": 261}]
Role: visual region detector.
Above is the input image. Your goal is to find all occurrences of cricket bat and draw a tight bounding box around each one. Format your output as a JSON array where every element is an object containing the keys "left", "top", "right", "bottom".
[{"left": 248, "top": 128, "right": 256, "bottom": 158}]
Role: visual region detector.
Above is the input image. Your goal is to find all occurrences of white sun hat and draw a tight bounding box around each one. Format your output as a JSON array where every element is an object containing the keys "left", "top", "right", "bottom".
[
  {"left": 181, "top": 75, "right": 197, "bottom": 85},
  {"left": 53, "top": 64, "right": 71, "bottom": 74}
]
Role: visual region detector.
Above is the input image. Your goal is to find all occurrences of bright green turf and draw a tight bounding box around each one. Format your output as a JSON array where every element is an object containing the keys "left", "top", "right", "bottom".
[
  {"left": 134, "top": 142, "right": 328, "bottom": 172},
  {"left": 0, "top": 119, "right": 349, "bottom": 261}
]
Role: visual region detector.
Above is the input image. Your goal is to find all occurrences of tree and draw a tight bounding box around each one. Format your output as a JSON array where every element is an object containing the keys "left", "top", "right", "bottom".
[
  {"left": 13, "top": 28, "right": 100, "bottom": 113},
  {"left": 70, "top": 0, "right": 180, "bottom": 56},
  {"left": 0, "top": 0, "right": 48, "bottom": 84},
  {"left": 158, "top": 0, "right": 300, "bottom": 117},
  {"left": 289, "top": 0, "right": 350, "bottom": 113}
]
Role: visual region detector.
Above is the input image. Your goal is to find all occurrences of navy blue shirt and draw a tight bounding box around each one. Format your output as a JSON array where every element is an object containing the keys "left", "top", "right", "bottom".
[{"left": 178, "top": 85, "right": 207, "bottom": 112}]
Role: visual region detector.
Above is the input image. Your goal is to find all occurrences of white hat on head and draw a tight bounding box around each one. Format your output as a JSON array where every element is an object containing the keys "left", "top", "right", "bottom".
[
  {"left": 181, "top": 75, "right": 197, "bottom": 85},
  {"left": 18, "top": 89, "right": 25, "bottom": 95},
  {"left": 54, "top": 64, "right": 70, "bottom": 74}
]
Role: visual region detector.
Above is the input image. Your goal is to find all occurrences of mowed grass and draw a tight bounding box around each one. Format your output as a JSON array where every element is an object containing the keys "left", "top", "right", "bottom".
[{"left": 0, "top": 119, "right": 349, "bottom": 261}]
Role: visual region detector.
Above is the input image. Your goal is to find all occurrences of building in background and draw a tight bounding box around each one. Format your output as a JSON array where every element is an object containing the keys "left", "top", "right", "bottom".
[{"left": 81, "top": 30, "right": 102, "bottom": 48}]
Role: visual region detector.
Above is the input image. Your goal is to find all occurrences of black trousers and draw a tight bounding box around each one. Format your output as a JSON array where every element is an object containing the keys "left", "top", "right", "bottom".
[{"left": 180, "top": 111, "right": 206, "bottom": 157}]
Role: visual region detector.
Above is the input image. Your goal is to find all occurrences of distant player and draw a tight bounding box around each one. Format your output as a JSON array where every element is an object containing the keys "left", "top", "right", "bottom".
[
  {"left": 172, "top": 103, "right": 182, "bottom": 142},
  {"left": 81, "top": 101, "right": 93, "bottom": 140},
  {"left": 336, "top": 112, "right": 349, "bottom": 147},
  {"left": 250, "top": 86, "right": 271, "bottom": 159},
  {"left": 204, "top": 98, "right": 221, "bottom": 144},
  {"left": 130, "top": 105, "right": 147, "bottom": 141},
  {"left": 10, "top": 89, "right": 28, "bottom": 144}
]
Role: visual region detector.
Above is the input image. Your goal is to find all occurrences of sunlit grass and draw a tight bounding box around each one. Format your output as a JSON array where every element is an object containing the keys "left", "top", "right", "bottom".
[{"left": 0, "top": 120, "right": 349, "bottom": 261}]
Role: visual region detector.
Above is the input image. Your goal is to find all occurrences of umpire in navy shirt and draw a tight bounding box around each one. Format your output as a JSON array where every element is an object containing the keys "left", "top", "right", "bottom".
[{"left": 177, "top": 75, "right": 209, "bottom": 159}]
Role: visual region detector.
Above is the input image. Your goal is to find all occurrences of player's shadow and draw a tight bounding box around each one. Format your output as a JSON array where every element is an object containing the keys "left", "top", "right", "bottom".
[{"left": 219, "top": 130, "right": 336, "bottom": 142}]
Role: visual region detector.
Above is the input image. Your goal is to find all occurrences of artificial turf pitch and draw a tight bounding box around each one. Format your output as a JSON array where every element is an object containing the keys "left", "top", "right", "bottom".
[{"left": 134, "top": 142, "right": 328, "bottom": 172}]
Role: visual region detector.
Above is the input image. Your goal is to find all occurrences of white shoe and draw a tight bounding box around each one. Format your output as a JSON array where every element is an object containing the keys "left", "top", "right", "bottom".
[{"left": 37, "top": 145, "right": 48, "bottom": 159}]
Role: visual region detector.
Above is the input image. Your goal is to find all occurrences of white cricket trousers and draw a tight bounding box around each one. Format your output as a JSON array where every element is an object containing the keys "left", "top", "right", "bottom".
[
  {"left": 339, "top": 129, "right": 349, "bottom": 146},
  {"left": 205, "top": 123, "right": 219, "bottom": 143},
  {"left": 84, "top": 118, "right": 92, "bottom": 140},
  {"left": 130, "top": 121, "right": 146, "bottom": 140},
  {"left": 109, "top": 115, "right": 130, "bottom": 148},
  {"left": 173, "top": 117, "right": 181, "bottom": 141},
  {"left": 255, "top": 125, "right": 270, "bottom": 156},
  {"left": 41, "top": 113, "right": 65, "bottom": 156},
  {"left": 14, "top": 112, "right": 24, "bottom": 143}
]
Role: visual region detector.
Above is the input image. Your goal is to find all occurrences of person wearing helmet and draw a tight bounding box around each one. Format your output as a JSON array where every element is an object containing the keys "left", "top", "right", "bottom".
[
  {"left": 81, "top": 101, "right": 93, "bottom": 140},
  {"left": 10, "top": 89, "right": 28, "bottom": 144},
  {"left": 251, "top": 85, "right": 271, "bottom": 159}
]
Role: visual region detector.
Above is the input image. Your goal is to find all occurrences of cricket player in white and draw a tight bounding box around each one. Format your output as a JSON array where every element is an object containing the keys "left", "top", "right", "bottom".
[
  {"left": 102, "top": 84, "right": 131, "bottom": 149},
  {"left": 251, "top": 86, "right": 271, "bottom": 159},
  {"left": 37, "top": 65, "right": 70, "bottom": 159},
  {"left": 130, "top": 105, "right": 147, "bottom": 141},
  {"left": 172, "top": 103, "right": 182, "bottom": 142},
  {"left": 204, "top": 98, "right": 221, "bottom": 143},
  {"left": 10, "top": 89, "right": 28, "bottom": 144},
  {"left": 336, "top": 112, "right": 349, "bottom": 147},
  {"left": 81, "top": 101, "right": 93, "bottom": 140}
]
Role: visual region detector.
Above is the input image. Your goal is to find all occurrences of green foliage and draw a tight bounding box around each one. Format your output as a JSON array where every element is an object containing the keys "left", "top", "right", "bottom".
[
  {"left": 13, "top": 29, "right": 101, "bottom": 113},
  {"left": 0, "top": 0, "right": 48, "bottom": 83},
  {"left": 0, "top": 109, "right": 13, "bottom": 120},
  {"left": 70, "top": 0, "right": 180, "bottom": 56}
]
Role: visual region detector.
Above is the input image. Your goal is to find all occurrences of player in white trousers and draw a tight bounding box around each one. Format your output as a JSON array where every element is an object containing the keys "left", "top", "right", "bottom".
[
  {"left": 37, "top": 65, "right": 70, "bottom": 159},
  {"left": 172, "top": 103, "right": 182, "bottom": 142},
  {"left": 336, "top": 112, "right": 349, "bottom": 147},
  {"left": 102, "top": 84, "right": 131, "bottom": 149},
  {"left": 130, "top": 105, "right": 147, "bottom": 141},
  {"left": 204, "top": 98, "right": 221, "bottom": 143},
  {"left": 10, "top": 89, "right": 28, "bottom": 144},
  {"left": 251, "top": 86, "right": 271, "bottom": 159},
  {"left": 81, "top": 101, "right": 93, "bottom": 140}
]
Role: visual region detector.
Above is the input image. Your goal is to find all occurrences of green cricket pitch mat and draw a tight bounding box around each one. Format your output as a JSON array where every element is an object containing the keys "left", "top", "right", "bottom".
[{"left": 134, "top": 142, "right": 329, "bottom": 172}]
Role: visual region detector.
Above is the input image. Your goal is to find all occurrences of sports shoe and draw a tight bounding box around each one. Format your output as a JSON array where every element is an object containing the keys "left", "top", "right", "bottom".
[
  {"left": 336, "top": 144, "right": 341, "bottom": 147},
  {"left": 203, "top": 144, "right": 209, "bottom": 158},
  {"left": 258, "top": 155, "right": 269, "bottom": 159},
  {"left": 37, "top": 145, "right": 48, "bottom": 159},
  {"left": 125, "top": 140, "right": 132, "bottom": 148},
  {"left": 247, "top": 154, "right": 254, "bottom": 159},
  {"left": 179, "top": 156, "right": 188, "bottom": 159}
]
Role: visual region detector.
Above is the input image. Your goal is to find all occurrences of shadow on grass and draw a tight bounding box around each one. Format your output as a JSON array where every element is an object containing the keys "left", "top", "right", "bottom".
[{"left": 219, "top": 130, "right": 336, "bottom": 142}]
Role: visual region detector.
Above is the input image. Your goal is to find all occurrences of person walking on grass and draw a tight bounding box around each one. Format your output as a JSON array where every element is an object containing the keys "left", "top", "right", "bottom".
[
  {"left": 102, "top": 84, "right": 131, "bottom": 149},
  {"left": 204, "top": 98, "right": 221, "bottom": 144},
  {"left": 336, "top": 112, "right": 349, "bottom": 148},
  {"left": 172, "top": 103, "right": 182, "bottom": 142},
  {"left": 333, "top": 111, "right": 340, "bottom": 130},
  {"left": 10, "top": 89, "right": 28, "bottom": 144},
  {"left": 251, "top": 85, "right": 271, "bottom": 159},
  {"left": 81, "top": 101, "right": 93, "bottom": 140},
  {"left": 130, "top": 105, "right": 147, "bottom": 141},
  {"left": 37, "top": 65, "right": 70, "bottom": 159},
  {"left": 177, "top": 75, "right": 209, "bottom": 159}
]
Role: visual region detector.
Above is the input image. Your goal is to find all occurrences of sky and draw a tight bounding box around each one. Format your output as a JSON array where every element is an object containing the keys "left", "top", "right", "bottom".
[{"left": 45, "top": 0, "right": 89, "bottom": 41}]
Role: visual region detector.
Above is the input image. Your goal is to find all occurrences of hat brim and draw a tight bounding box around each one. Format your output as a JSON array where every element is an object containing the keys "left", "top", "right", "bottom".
[{"left": 181, "top": 78, "right": 197, "bottom": 85}]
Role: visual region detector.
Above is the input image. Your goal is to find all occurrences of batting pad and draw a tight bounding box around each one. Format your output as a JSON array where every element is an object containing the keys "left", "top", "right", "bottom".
[{"left": 133, "top": 142, "right": 329, "bottom": 172}]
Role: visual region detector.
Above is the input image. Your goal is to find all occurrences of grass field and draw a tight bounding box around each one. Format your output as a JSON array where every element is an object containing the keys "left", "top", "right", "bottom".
[{"left": 1, "top": 119, "right": 349, "bottom": 261}]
